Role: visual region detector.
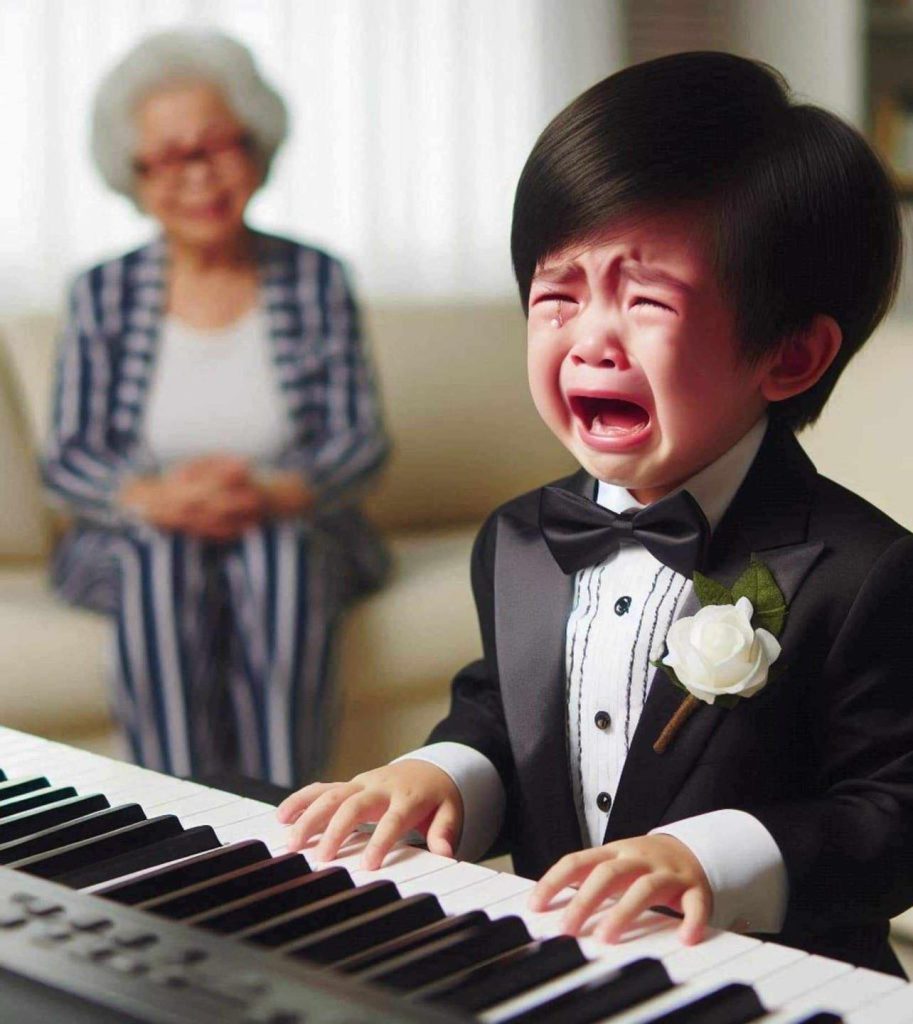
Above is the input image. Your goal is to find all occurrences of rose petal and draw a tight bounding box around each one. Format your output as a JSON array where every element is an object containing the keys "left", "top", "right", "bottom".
[
  {"left": 754, "top": 627, "right": 782, "bottom": 666},
  {"left": 734, "top": 596, "right": 755, "bottom": 622}
]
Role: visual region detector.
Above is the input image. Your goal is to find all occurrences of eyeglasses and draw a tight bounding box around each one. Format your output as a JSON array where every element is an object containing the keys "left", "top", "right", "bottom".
[{"left": 132, "top": 133, "right": 253, "bottom": 184}]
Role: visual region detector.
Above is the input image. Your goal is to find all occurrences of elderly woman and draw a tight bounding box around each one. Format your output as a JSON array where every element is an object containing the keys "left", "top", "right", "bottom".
[{"left": 43, "top": 30, "right": 389, "bottom": 786}]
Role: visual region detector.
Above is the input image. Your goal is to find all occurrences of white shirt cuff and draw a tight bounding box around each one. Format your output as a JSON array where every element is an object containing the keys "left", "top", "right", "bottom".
[
  {"left": 651, "top": 809, "right": 788, "bottom": 934},
  {"left": 393, "top": 742, "right": 506, "bottom": 862}
]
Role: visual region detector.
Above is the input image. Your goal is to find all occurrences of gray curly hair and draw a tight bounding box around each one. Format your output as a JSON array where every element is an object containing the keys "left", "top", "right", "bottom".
[{"left": 91, "top": 28, "right": 289, "bottom": 199}]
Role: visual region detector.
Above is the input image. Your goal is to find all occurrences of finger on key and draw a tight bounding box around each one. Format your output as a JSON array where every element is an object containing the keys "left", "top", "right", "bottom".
[
  {"left": 529, "top": 848, "right": 612, "bottom": 912},
  {"left": 677, "top": 885, "right": 711, "bottom": 946},
  {"left": 286, "top": 784, "right": 361, "bottom": 850},
  {"left": 314, "top": 790, "right": 386, "bottom": 863},
  {"left": 277, "top": 782, "right": 338, "bottom": 824},
  {"left": 561, "top": 858, "right": 648, "bottom": 935},
  {"left": 361, "top": 802, "right": 427, "bottom": 870},
  {"left": 594, "top": 872, "right": 680, "bottom": 944},
  {"left": 424, "top": 799, "right": 459, "bottom": 859}
]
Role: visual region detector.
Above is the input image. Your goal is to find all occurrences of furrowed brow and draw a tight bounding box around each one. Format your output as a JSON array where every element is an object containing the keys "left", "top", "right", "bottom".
[
  {"left": 531, "top": 260, "right": 583, "bottom": 287},
  {"left": 621, "top": 260, "right": 692, "bottom": 294}
]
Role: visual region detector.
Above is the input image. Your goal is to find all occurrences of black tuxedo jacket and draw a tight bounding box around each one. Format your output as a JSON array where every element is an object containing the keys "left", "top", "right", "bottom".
[{"left": 429, "top": 424, "right": 913, "bottom": 973}]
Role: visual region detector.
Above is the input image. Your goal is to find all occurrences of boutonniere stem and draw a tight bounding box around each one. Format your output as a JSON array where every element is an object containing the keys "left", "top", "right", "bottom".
[
  {"left": 652, "top": 555, "right": 786, "bottom": 754},
  {"left": 653, "top": 694, "right": 701, "bottom": 754}
]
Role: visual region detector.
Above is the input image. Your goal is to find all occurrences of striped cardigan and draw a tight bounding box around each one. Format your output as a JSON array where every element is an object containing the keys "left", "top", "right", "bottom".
[{"left": 43, "top": 232, "right": 389, "bottom": 524}]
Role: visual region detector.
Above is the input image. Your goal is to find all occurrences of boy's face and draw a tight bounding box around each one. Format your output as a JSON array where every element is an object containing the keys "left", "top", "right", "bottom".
[{"left": 527, "top": 210, "right": 771, "bottom": 503}]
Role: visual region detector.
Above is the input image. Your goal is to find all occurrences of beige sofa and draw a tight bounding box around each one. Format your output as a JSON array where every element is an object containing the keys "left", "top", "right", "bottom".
[{"left": 0, "top": 303, "right": 575, "bottom": 775}]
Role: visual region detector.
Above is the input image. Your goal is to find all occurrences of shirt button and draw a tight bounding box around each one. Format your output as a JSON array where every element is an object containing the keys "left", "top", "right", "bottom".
[
  {"left": 594, "top": 711, "right": 611, "bottom": 731},
  {"left": 596, "top": 791, "right": 612, "bottom": 813},
  {"left": 614, "top": 596, "right": 632, "bottom": 616}
]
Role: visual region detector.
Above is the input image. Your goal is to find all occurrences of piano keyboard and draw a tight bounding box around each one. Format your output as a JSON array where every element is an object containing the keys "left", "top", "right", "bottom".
[{"left": 1, "top": 725, "right": 912, "bottom": 1024}]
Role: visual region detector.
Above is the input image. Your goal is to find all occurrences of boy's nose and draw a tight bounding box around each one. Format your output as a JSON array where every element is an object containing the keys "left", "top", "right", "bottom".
[{"left": 569, "top": 329, "right": 629, "bottom": 370}]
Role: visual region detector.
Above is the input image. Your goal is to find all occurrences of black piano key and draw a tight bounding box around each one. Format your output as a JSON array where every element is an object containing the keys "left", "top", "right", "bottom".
[
  {"left": 96, "top": 839, "right": 271, "bottom": 905},
  {"left": 188, "top": 867, "right": 355, "bottom": 933},
  {"left": 791, "top": 1016, "right": 843, "bottom": 1024},
  {"left": 423, "top": 935, "right": 587, "bottom": 1013},
  {"left": 285, "top": 893, "right": 445, "bottom": 964},
  {"left": 646, "top": 982, "right": 766, "bottom": 1024},
  {"left": 0, "top": 794, "right": 109, "bottom": 844},
  {"left": 249, "top": 882, "right": 407, "bottom": 952},
  {"left": 364, "top": 915, "right": 532, "bottom": 992},
  {"left": 0, "top": 776, "right": 51, "bottom": 802},
  {"left": 0, "top": 768, "right": 6, "bottom": 780},
  {"left": 493, "top": 956, "right": 673, "bottom": 1024},
  {"left": 58, "top": 825, "right": 222, "bottom": 889},
  {"left": 9, "top": 814, "right": 185, "bottom": 879},
  {"left": 0, "top": 786, "right": 78, "bottom": 818},
  {"left": 336, "top": 911, "right": 490, "bottom": 975},
  {"left": 139, "top": 851, "right": 311, "bottom": 919},
  {"left": 0, "top": 804, "right": 146, "bottom": 864}
]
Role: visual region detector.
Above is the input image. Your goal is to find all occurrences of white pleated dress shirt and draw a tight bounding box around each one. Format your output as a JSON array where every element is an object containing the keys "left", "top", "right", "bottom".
[{"left": 403, "top": 416, "right": 789, "bottom": 935}]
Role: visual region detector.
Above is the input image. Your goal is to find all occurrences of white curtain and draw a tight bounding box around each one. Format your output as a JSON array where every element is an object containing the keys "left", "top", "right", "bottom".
[{"left": 0, "top": 0, "right": 624, "bottom": 310}]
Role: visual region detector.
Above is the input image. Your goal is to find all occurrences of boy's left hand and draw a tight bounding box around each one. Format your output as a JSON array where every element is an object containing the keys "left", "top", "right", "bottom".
[{"left": 529, "top": 834, "right": 711, "bottom": 945}]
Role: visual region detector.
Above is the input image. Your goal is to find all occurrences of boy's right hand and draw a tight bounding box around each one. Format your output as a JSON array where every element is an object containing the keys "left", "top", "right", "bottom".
[{"left": 276, "top": 761, "right": 463, "bottom": 870}]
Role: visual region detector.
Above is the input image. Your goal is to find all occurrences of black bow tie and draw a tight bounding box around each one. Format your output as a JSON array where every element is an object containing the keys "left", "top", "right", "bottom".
[{"left": 539, "top": 485, "right": 710, "bottom": 577}]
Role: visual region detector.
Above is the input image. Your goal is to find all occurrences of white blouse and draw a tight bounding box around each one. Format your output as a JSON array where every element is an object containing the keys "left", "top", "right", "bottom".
[{"left": 143, "top": 308, "right": 293, "bottom": 467}]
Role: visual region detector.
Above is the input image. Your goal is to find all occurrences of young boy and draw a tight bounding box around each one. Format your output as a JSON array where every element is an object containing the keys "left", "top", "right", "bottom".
[{"left": 278, "top": 52, "right": 913, "bottom": 975}]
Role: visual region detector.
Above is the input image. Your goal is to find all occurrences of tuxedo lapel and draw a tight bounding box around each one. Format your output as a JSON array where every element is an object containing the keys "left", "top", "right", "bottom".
[
  {"left": 494, "top": 471, "right": 589, "bottom": 861},
  {"left": 605, "top": 425, "right": 825, "bottom": 841}
]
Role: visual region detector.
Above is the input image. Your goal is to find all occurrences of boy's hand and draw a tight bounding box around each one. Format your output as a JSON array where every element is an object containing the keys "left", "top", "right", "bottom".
[
  {"left": 529, "top": 834, "right": 712, "bottom": 945},
  {"left": 276, "top": 761, "right": 463, "bottom": 870}
]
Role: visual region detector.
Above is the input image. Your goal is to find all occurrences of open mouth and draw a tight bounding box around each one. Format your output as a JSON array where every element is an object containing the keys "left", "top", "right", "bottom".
[{"left": 569, "top": 395, "right": 651, "bottom": 437}]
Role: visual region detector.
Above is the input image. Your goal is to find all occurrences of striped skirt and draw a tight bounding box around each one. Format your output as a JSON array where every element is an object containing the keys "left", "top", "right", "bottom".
[{"left": 50, "top": 511, "right": 388, "bottom": 787}]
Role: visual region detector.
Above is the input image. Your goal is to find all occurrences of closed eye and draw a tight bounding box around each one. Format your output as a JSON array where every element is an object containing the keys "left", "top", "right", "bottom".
[
  {"left": 534, "top": 291, "right": 574, "bottom": 307},
  {"left": 632, "top": 297, "right": 675, "bottom": 312}
]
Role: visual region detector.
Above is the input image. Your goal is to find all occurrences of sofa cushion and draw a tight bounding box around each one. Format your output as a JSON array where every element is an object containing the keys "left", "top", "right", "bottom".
[
  {"left": 337, "top": 526, "right": 481, "bottom": 703},
  {"left": 0, "top": 567, "right": 111, "bottom": 736},
  {"left": 0, "top": 335, "right": 51, "bottom": 559},
  {"left": 362, "top": 303, "right": 575, "bottom": 532}
]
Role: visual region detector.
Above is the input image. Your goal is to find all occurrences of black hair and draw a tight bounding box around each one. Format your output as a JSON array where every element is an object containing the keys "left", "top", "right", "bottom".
[{"left": 510, "top": 51, "right": 901, "bottom": 430}]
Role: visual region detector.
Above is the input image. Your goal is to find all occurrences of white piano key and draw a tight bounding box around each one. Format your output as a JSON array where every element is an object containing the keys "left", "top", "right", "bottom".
[
  {"left": 662, "top": 929, "right": 761, "bottom": 982},
  {"left": 483, "top": 884, "right": 584, "bottom": 937},
  {"left": 179, "top": 797, "right": 272, "bottom": 829},
  {"left": 439, "top": 872, "right": 536, "bottom": 916},
  {"left": 315, "top": 835, "right": 456, "bottom": 887},
  {"left": 155, "top": 788, "right": 243, "bottom": 820},
  {"left": 350, "top": 846, "right": 457, "bottom": 887},
  {"left": 692, "top": 939, "right": 807, "bottom": 985},
  {"left": 762, "top": 966, "right": 904, "bottom": 1021},
  {"left": 2, "top": 753, "right": 99, "bottom": 779},
  {"left": 396, "top": 861, "right": 496, "bottom": 898},
  {"left": 846, "top": 980, "right": 913, "bottom": 1024},
  {"left": 578, "top": 918, "right": 685, "bottom": 962},
  {"left": 753, "top": 952, "right": 854, "bottom": 1008},
  {"left": 216, "top": 811, "right": 287, "bottom": 846},
  {"left": 104, "top": 779, "right": 209, "bottom": 807}
]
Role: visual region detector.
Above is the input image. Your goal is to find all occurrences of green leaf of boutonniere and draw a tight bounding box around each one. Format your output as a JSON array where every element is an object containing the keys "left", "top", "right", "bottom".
[
  {"left": 730, "top": 554, "right": 787, "bottom": 638},
  {"left": 651, "top": 648, "right": 688, "bottom": 694},
  {"left": 693, "top": 570, "right": 733, "bottom": 608}
]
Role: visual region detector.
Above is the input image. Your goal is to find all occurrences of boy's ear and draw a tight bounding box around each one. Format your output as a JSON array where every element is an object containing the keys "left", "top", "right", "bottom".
[{"left": 760, "top": 314, "right": 842, "bottom": 403}]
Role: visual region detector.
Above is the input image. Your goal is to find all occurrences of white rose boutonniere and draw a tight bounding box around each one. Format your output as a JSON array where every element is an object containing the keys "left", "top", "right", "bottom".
[{"left": 653, "top": 555, "right": 787, "bottom": 754}]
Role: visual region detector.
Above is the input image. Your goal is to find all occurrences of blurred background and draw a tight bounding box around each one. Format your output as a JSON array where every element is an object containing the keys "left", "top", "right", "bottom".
[{"left": 0, "top": 0, "right": 899, "bottom": 310}]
